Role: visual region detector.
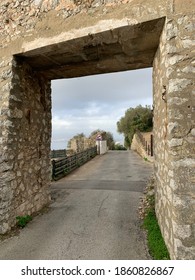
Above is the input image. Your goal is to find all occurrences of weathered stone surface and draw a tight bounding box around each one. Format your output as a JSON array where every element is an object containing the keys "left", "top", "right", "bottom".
[
  {"left": 0, "top": 0, "right": 195, "bottom": 260},
  {"left": 174, "top": 0, "right": 195, "bottom": 13},
  {"left": 16, "top": 18, "right": 165, "bottom": 79},
  {"left": 153, "top": 15, "right": 195, "bottom": 260},
  {"left": 131, "top": 132, "right": 153, "bottom": 162}
]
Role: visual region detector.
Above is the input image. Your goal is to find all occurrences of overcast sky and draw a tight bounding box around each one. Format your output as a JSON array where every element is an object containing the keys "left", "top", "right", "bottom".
[{"left": 51, "top": 68, "right": 153, "bottom": 150}]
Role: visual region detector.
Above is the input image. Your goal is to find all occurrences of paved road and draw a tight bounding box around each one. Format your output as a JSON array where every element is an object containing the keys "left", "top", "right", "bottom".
[{"left": 0, "top": 151, "right": 153, "bottom": 260}]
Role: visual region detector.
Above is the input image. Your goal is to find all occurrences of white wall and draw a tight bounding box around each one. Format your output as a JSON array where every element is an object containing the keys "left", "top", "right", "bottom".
[{"left": 96, "top": 141, "right": 107, "bottom": 155}]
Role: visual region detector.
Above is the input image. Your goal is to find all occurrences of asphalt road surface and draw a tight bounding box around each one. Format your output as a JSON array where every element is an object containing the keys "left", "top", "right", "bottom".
[{"left": 0, "top": 150, "right": 153, "bottom": 260}]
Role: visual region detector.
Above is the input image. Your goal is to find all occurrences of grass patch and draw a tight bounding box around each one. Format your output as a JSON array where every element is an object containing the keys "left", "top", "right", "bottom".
[
  {"left": 140, "top": 177, "right": 170, "bottom": 260},
  {"left": 143, "top": 204, "right": 170, "bottom": 260},
  {"left": 16, "top": 215, "right": 32, "bottom": 228},
  {"left": 0, "top": 205, "right": 50, "bottom": 243}
]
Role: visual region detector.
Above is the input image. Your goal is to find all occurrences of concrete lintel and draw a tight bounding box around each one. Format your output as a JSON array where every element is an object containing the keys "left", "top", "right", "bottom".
[{"left": 15, "top": 17, "right": 165, "bottom": 79}]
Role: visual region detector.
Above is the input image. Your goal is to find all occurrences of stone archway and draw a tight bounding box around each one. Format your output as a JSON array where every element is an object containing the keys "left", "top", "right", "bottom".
[{"left": 0, "top": 0, "right": 194, "bottom": 259}]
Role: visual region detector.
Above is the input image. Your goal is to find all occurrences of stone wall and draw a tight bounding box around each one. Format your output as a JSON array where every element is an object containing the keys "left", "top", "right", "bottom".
[
  {"left": 68, "top": 137, "right": 95, "bottom": 153},
  {"left": 0, "top": 0, "right": 138, "bottom": 48},
  {"left": 153, "top": 15, "right": 195, "bottom": 259},
  {"left": 0, "top": 0, "right": 169, "bottom": 55},
  {"left": 0, "top": 0, "right": 195, "bottom": 259},
  {"left": 131, "top": 132, "right": 153, "bottom": 162},
  {"left": 0, "top": 57, "right": 51, "bottom": 233}
]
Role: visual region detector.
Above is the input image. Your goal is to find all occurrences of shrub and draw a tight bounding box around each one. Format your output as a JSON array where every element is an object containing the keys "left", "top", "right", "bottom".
[{"left": 16, "top": 215, "right": 32, "bottom": 228}]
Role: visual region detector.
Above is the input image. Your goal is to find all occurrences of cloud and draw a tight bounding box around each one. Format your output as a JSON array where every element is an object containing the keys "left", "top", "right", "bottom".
[
  {"left": 51, "top": 68, "right": 153, "bottom": 149},
  {"left": 52, "top": 116, "right": 72, "bottom": 128}
]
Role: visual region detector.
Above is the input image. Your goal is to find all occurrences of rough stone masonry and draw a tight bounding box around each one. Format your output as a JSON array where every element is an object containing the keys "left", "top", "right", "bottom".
[{"left": 0, "top": 0, "right": 195, "bottom": 259}]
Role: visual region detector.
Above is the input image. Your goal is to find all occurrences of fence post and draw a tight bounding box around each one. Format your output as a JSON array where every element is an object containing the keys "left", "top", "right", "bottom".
[
  {"left": 145, "top": 141, "right": 147, "bottom": 153},
  {"left": 51, "top": 160, "right": 55, "bottom": 180},
  {"left": 150, "top": 134, "right": 153, "bottom": 156},
  {"left": 148, "top": 144, "right": 150, "bottom": 155}
]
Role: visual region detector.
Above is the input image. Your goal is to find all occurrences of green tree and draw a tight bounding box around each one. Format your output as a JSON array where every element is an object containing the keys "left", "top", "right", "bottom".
[{"left": 117, "top": 105, "right": 153, "bottom": 148}]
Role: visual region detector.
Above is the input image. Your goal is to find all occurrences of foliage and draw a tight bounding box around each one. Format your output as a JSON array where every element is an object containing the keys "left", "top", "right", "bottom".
[
  {"left": 73, "top": 133, "right": 85, "bottom": 138},
  {"left": 89, "top": 129, "right": 115, "bottom": 150},
  {"left": 16, "top": 215, "right": 32, "bottom": 228},
  {"left": 114, "top": 143, "right": 127, "bottom": 150},
  {"left": 117, "top": 105, "right": 153, "bottom": 148},
  {"left": 143, "top": 195, "right": 170, "bottom": 260},
  {"left": 67, "top": 130, "right": 115, "bottom": 151}
]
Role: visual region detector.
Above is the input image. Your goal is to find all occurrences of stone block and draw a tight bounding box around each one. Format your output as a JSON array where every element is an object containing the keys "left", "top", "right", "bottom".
[{"left": 174, "top": 0, "right": 195, "bottom": 14}]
